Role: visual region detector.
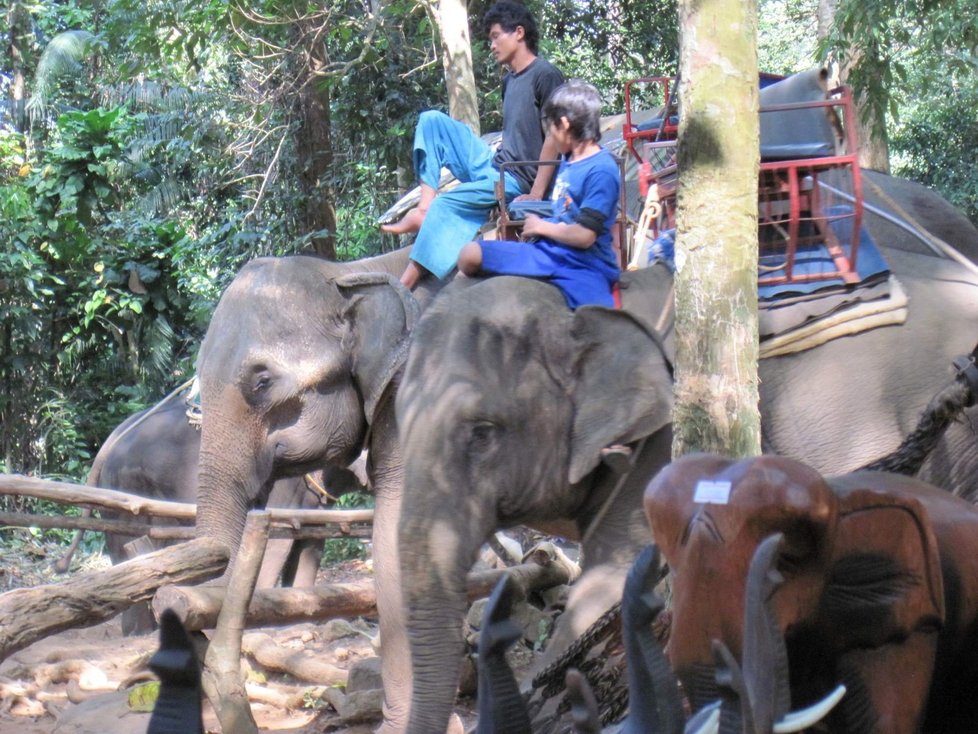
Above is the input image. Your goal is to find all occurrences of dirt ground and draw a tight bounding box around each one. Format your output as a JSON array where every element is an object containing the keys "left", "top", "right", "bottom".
[{"left": 0, "top": 541, "right": 485, "bottom": 734}]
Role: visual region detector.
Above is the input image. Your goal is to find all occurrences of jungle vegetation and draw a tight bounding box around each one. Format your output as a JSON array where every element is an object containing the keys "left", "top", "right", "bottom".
[{"left": 1, "top": 0, "right": 976, "bottom": 491}]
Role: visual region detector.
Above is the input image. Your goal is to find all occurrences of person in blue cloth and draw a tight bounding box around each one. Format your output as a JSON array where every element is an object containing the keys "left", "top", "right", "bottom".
[
  {"left": 380, "top": 1, "right": 564, "bottom": 289},
  {"left": 457, "top": 79, "right": 621, "bottom": 309}
]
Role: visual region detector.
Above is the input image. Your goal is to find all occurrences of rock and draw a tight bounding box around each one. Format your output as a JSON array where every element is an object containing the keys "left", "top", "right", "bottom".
[
  {"left": 346, "top": 656, "right": 383, "bottom": 693},
  {"left": 512, "top": 603, "right": 553, "bottom": 648},
  {"left": 53, "top": 690, "right": 150, "bottom": 734},
  {"left": 320, "top": 619, "right": 359, "bottom": 641},
  {"left": 322, "top": 686, "right": 384, "bottom": 724}
]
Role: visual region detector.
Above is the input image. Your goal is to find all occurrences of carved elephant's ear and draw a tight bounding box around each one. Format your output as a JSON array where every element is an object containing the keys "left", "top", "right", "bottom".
[
  {"left": 566, "top": 307, "right": 674, "bottom": 484},
  {"left": 335, "top": 273, "right": 421, "bottom": 424},
  {"left": 826, "top": 473, "right": 946, "bottom": 646}
]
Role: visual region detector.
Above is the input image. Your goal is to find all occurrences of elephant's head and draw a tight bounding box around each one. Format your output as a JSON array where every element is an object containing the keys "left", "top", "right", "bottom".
[
  {"left": 644, "top": 454, "right": 945, "bottom": 724},
  {"left": 194, "top": 253, "right": 418, "bottom": 558},
  {"left": 395, "top": 276, "right": 674, "bottom": 733}
]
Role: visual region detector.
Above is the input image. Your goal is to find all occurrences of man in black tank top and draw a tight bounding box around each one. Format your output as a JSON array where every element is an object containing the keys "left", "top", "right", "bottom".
[{"left": 381, "top": 1, "right": 564, "bottom": 289}]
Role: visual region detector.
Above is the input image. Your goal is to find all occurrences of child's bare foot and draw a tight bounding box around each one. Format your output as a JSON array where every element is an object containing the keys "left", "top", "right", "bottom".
[{"left": 381, "top": 207, "right": 427, "bottom": 235}]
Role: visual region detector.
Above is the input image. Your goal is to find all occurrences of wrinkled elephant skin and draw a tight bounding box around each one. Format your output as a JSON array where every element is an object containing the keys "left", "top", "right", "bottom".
[
  {"left": 87, "top": 393, "right": 352, "bottom": 633},
  {"left": 394, "top": 172, "right": 978, "bottom": 734},
  {"left": 396, "top": 273, "right": 675, "bottom": 733},
  {"left": 192, "top": 248, "right": 428, "bottom": 732},
  {"left": 645, "top": 453, "right": 978, "bottom": 734}
]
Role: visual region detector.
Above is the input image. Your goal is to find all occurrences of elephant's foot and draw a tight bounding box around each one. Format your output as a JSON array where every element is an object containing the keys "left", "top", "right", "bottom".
[
  {"left": 374, "top": 712, "right": 464, "bottom": 734},
  {"left": 381, "top": 207, "right": 427, "bottom": 235}
]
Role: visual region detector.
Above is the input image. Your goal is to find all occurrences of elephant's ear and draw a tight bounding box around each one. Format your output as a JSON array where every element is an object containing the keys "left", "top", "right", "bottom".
[
  {"left": 336, "top": 273, "right": 421, "bottom": 424},
  {"left": 827, "top": 480, "right": 945, "bottom": 646},
  {"left": 566, "top": 306, "right": 674, "bottom": 484}
]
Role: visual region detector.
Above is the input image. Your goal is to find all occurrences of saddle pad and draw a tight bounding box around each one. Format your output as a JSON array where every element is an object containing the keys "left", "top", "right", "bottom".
[{"left": 760, "top": 276, "right": 907, "bottom": 358}]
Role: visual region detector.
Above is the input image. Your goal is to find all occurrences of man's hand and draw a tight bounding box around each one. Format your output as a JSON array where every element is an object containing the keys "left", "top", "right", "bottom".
[
  {"left": 521, "top": 213, "right": 546, "bottom": 238},
  {"left": 512, "top": 193, "right": 543, "bottom": 203}
]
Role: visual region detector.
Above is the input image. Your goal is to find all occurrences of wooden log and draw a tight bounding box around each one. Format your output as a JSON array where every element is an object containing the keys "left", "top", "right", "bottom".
[
  {"left": 156, "top": 556, "right": 574, "bottom": 631},
  {"left": 0, "top": 537, "right": 228, "bottom": 663},
  {"left": 202, "top": 511, "right": 269, "bottom": 734},
  {"left": 0, "top": 511, "right": 372, "bottom": 541},
  {"left": 241, "top": 632, "right": 347, "bottom": 685},
  {"left": 0, "top": 473, "right": 375, "bottom": 525}
]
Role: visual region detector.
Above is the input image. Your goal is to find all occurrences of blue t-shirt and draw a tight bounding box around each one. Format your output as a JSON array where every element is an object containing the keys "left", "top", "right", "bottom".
[{"left": 546, "top": 147, "right": 621, "bottom": 268}]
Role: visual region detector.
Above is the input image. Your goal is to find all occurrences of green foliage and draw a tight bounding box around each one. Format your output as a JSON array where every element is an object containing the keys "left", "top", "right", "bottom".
[
  {"left": 758, "top": 0, "right": 818, "bottom": 75},
  {"left": 891, "top": 80, "right": 978, "bottom": 223},
  {"left": 321, "top": 490, "right": 373, "bottom": 565},
  {"left": 820, "top": 0, "right": 978, "bottom": 141}
]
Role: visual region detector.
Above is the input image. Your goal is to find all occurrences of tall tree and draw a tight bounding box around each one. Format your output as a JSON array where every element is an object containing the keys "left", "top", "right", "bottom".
[
  {"left": 5, "top": 0, "right": 28, "bottom": 131},
  {"left": 672, "top": 0, "right": 762, "bottom": 457},
  {"left": 817, "top": 0, "right": 889, "bottom": 172},
  {"left": 432, "top": 0, "right": 480, "bottom": 132},
  {"left": 294, "top": 18, "right": 338, "bottom": 258}
]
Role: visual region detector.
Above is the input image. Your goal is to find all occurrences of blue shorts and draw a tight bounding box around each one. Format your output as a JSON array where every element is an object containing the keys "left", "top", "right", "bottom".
[{"left": 478, "top": 239, "right": 619, "bottom": 309}]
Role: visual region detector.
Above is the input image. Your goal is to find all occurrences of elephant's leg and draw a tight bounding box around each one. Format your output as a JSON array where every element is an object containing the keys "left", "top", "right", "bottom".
[
  {"left": 834, "top": 632, "right": 937, "bottom": 734},
  {"left": 370, "top": 415, "right": 412, "bottom": 734},
  {"left": 286, "top": 538, "right": 323, "bottom": 588},
  {"left": 256, "top": 538, "right": 294, "bottom": 588}
]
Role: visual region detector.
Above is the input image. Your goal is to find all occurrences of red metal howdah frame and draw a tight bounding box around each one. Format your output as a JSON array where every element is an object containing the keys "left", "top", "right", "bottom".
[{"left": 624, "top": 76, "right": 865, "bottom": 287}]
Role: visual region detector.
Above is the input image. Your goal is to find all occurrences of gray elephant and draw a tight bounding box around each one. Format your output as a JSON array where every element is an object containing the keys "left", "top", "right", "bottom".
[
  {"left": 191, "top": 247, "right": 440, "bottom": 732},
  {"left": 393, "top": 171, "right": 978, "bottom": 733},
  {"left": 74, "top": 390, "right": 362, "bottom": 634}
]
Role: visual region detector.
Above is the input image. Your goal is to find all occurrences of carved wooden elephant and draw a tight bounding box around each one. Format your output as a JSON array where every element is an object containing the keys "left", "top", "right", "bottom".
[{"left": 644, "top": 454, "right": 978, "bottom": 734}]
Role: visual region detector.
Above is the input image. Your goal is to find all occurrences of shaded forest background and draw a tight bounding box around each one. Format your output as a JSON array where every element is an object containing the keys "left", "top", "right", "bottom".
[{"left": 1, "top": 0, "right": 976, "bottom": 490}]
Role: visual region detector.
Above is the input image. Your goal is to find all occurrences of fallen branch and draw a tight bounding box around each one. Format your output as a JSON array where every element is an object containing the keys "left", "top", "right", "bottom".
[
  {"left": 156, "top": 556, "right": 574, "bottom": 631},
  {"left": 241, "top": 632, "right": 347, "bottom": 685},
  {"left": 0, "top": 537, "right": 228, "bottom": 663}
]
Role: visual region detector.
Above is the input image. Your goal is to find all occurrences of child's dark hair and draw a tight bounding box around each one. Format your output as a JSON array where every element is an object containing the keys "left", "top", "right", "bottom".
[
  {"left": 542, "top": 79, "right": 603, "bottom": 143},
  {"left": 483, "top": 2, "right": 539, "bottom": 55}
]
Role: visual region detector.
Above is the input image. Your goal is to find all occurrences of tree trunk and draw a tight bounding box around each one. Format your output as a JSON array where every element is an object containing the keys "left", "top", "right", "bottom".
[
  {"left": 672, "top": 0, "right": 762, "bottom": 457},
  {"left": 294, "top": 20, "right": 338, "bottom": 259},
  {"left": 816, "top": 0, "right": 890, "bottom": 172},
  {"left": 5, "top": 0, "right": 27, "bottom": 131},
  {"left": 0, "top": 538, "right": 228, "bottom": 663},
  {"left": 436, "top": 0, "right": 480, "bottom": 133}
]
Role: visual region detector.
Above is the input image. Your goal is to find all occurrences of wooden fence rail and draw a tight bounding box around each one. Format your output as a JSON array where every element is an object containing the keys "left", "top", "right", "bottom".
[{"left": 0, "top": 473, "right": 374, "bottom": 530}]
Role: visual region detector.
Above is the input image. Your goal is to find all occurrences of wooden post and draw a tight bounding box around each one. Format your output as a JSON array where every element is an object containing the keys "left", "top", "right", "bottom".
[
  {"left": 0, "top": 537, "right": 228, "bottom": 663},
  {"left": 201, "top": 511, "right": 269, "bottom": 734}
]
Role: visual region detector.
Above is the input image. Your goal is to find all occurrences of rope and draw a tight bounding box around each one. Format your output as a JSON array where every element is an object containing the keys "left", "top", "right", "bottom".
[{"left": 861, "top": 380, "right": 975, "bottom": 476}]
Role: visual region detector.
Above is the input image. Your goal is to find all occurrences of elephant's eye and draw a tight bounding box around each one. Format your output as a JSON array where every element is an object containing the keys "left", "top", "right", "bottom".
[
  {"left": 254, "top": 375, "right": 271, "bottom": 393},
  {"left": 467, "top": 420, "right": 500, "bottom": 455}
]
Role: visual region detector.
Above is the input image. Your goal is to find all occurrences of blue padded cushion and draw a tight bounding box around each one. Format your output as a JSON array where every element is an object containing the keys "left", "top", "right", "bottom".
[
  {"left": 507, "top": 199, "right": 554, "bottom": 220},
  {"left": 635, "top": 115, "right": 680, "bottom": 133}
]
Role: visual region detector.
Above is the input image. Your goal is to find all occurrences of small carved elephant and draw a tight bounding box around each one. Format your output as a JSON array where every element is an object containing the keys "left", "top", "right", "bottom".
[
  {"left": 474, "top": 539, "right": 843, "bottom": 734},
  {"left": 644, "top": 453, "right": 978, "bottom": 734}
]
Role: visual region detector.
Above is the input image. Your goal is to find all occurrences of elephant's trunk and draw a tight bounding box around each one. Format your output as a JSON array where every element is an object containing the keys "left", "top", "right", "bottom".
[
  {"left": 400, "top": 489, "right": 493, "bottom": 733},
  {"left": 194, "top": 428, "right": 267, "bottom": 577}
]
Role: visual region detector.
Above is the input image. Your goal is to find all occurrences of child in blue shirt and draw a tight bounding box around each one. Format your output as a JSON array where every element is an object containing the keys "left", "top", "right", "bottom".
[{"left": 457, "top": 79, "right": 621, "bottom": 308}]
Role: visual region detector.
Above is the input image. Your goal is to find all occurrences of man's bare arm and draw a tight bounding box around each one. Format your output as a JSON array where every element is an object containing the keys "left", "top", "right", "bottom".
[{"left": 514, "top": 133, "right": 560, "bottom": 201}]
